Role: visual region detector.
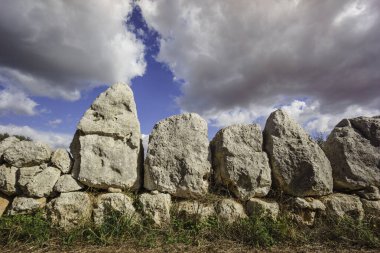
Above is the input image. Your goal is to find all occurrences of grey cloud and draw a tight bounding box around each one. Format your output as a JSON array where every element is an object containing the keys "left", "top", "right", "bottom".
[
  {"left": 0, "top": 0, "right": 146, "bottom": 100},
  {"left": 139, "top": 0, "right": 380, "bottom": 117}
]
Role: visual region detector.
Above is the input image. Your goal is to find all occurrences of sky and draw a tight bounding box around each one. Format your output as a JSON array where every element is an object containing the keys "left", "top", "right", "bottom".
[{"left": 0, "top": 0, "right": 379, "bottom": 149}]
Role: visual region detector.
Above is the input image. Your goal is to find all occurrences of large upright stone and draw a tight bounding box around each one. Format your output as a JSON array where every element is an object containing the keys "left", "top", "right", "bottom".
[
  {"left": 3, "top": 141, "right": 51, "bottom": 167},
  {"left": 71, "top": 83, "right": 143, "bottom": 190},
  {"left": 211, "top": 124, "right": 272, "bottom": 200},
  {"left": 324, "top": 116, "right": 380, "bottom": 191},
  {"left": 144, "top": 113, "right": 211, "bottom": 198},
  {"left": 264, "top": 110, "right": 333, "bottom": 197}
]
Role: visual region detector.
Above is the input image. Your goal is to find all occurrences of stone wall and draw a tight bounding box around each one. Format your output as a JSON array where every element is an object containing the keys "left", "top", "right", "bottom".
[{"left": 0, "top": 83, "right": 379, "bottom": 228}]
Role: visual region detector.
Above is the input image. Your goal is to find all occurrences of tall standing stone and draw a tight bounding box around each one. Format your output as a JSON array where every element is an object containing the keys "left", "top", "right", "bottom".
[
  {"left": 144, "top": 113, "right": 211, "bottom": 198},
  {"left": 264, "top": 109, "right": 333, "bottom": 197},
  {"left": 324, "top": 116, "right": 380, "bottom": 191},
  {"left": 71, "top": 83, "right": 143, "bottom": 190},
  {"left": 211, "top": 124, "right": 272, "bottom": 200}
]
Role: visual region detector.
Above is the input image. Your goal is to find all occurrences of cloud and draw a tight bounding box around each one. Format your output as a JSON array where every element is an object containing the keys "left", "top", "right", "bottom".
[
  {"left": 0, "top": 0, "right": 146, "bottom": 100},
  {"left": 139, "top": 0, "right": 380, "bottom": 133},
  {"left": 141, "top": 134, "right": 149, "bottom": 157},
  {"left": 0, "top": 88, "right": 38, "bottom": 115},
  {"left": 48, "top": 119, "right": 63, "bottom": 128},
  {"left": 205, "top": 99, "right": 380, "bottom": 136},
  {"left": 0, "top": 124, "right": 72, "bottom": 149}
]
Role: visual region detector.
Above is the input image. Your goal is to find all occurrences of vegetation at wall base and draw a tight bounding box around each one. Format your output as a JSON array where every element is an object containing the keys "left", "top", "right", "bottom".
[{"left": 0, "top": 211, "right": 379, "bottom": 251}]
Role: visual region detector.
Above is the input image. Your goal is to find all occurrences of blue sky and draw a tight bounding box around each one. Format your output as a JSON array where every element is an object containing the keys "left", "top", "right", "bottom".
[{"left": 0, "top": 1, "right": 380, "bottom": 148}]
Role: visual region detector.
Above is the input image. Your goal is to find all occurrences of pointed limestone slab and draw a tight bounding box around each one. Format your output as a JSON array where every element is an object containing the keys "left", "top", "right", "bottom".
[{"left": 71, "top": 83, "right": 143, "bottom": 190}]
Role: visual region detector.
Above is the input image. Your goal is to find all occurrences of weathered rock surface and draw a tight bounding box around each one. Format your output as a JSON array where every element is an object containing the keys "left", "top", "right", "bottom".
[
  {"left": 215, "top": 199, "right": 247, "bottom": 223},
  {"left": 0, "top": 194, "right": 10, "bottom": 216},
  {"left": 321, "top": 193, "right": 364, "bottom": 220},
  {"left": 72, "top": 135, "right": 141, "bottom": 190},
  {"left": 138, "top": 192, "right": 171, "bottom": 226},
  {"left": 289, "top": 210, "right": 316, "bottom": 226},
  {"left": 54, "top": 175, "right": 83, "bottom": 193},
  {"left": 361, "top": 199, "right": 380, "bottom": 218},
  {"left": 246, "top": 198, "right": 279, "bottom": 220},
  {"left": 51, "top": 148, "right": 72, "bottom": 173},
  {"left": 0, "top": 164, "right": 18, "bottom": 195},
  {"left": 8, "top": 197, "right": 46, "bottom": 215},
  {"left": 93, "top": 193, "right": 139, "bottom": 225},
  {"left": 46, "top": 192, "right": 92, "bottom": 229},
  {"left": 287, "top": 197, "right": 325, "bottom": 226},
  {"left": 293, "top": 197, "right": 326, "bottom": 211},
  {"left": 18, "top": 165, "right": 61, "bottom": 197},
  {"left": 324, "top": 116, "right": 380, "bottom": 191},
  {"left": 71, "top": 83, "right": 143, "bottom": 190},
  {"left": 264, "top": 109, "right": 333, "bottom": 197},
  {"left": 0, "top": 137, "right": 20, "bottom": 158},
  {"left": 211, "top": 124, "right": 272, "bottom": 200},
  {"left": 356, "top": 186, "right": 380, "bottom": 201},
  {"left": 175, "top": 201, "right": 215, "bottom": 221},
  {"left": 3, "top": 141, "right": 51, "bottom": 167},
  {"left": 107, "top": 187, "right": 122, "bottom": 193},
  {"left": 144, "top": 113, "right": 211, "bottom": 198}
]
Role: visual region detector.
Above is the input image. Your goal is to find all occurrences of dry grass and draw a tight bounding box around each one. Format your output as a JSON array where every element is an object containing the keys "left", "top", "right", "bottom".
[{"left": 0, "top": 211, "right": 379, "bottom": 253}]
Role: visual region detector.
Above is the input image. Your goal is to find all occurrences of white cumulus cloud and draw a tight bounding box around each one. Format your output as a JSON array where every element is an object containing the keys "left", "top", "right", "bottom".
[
  {"left": 0, "top": 88, "right": 38, "bottom": 115},
  {"left": 139, "top": 0, "right": 380, "bottom": 134},
  {"left": 0, "top": 124, "right": 72, "bottom": 149}
]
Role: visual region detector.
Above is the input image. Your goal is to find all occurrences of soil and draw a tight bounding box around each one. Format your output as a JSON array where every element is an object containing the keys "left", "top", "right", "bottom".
[{"left": 1, "top": 241, "right": 378, "bottom": 253}]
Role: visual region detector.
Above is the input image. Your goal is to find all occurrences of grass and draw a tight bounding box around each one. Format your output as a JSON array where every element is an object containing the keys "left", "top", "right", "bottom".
[{"left": 0, "top": 211, "right": 379, "bottom": 250}]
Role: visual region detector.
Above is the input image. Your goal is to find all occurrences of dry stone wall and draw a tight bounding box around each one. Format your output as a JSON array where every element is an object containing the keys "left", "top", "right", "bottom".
[{"left": 0, "top": 83, "right": 379, "bottom": 229}]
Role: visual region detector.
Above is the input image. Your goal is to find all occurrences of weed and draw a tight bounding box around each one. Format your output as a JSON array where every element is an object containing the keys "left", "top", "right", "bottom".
[{"left": 0, "top": 210, "right": 379, "bottom": 250}]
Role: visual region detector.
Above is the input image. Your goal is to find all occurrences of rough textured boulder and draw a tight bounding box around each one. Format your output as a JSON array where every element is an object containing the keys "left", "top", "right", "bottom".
[
  {"left": 356, "top": 186, "right": 380, "bottom": 201},
  {"left": 3, "top": 141, "right": 51, "bottom": 167},
  {"left": 8, "top": 197, "right": 46, "bottom": 215},
  {"left": 51, "top": 148, "right": 72, "bottom": 173},
  {"left": 175, "top": 201, "right": 215, "bottom": 221},
  {"left": 215, "top": 199, "right": 247, "bottom": 223},
  {"left": 286, "top": 197, "right": 325, "bottom": 226},
  {"left": 93, "top": 193, "right": 139, "bottom": 225},
  {"left": 211, "top": 124, "right": 271, "bottom": 200},
  {"left": 71, "top": 83, "right": 143, "bottom": 190},
  {"left": 54, "top": 175, "right": 83, "bottom": 193},
  {"left": 0, "top": 194, "right": 10, "bottom": 216},
  {"left": 144, "top": 113, "right": 211, "bottom": 198},
  {"left": 0, "top": 137, "right": 20, "bottom": 157},
  {"left": 138, "top": 192, "right": 171, "bottom": 226},
  {"left": 324, "top": 116, "right": 380, "bottom": 191},
  {"left": 293, "top": 197, "right": 326, "bottom": 211},
  {"left": 0, "top": 164, "right": 18, "bottom": 195},
  {"left": 321, "top": 193, "right": 364, "bottom": 220},
  {"left": 46, "top": 192, "right": 92, "bottom": 229},
  {"left": 361, "top": 199, "right": 380, "bottom": 219},
  {"left": 264, "top": 109, "right": 333, "bottom": 197},
  {"left": 18, "top": 165, "right": 61, "bottom": 197},
  {"left": 246, "top": 198, "right": 279, "bottom": 220}
]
